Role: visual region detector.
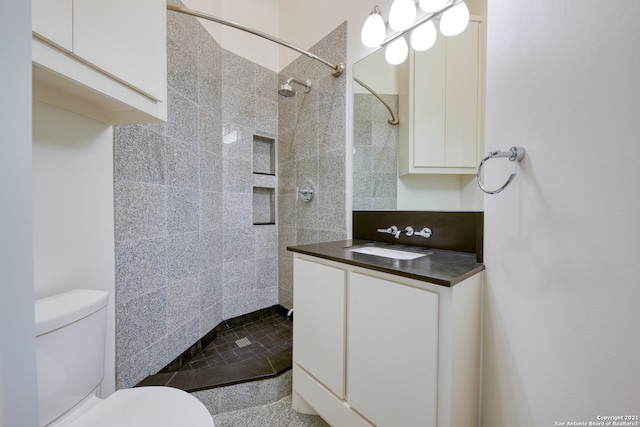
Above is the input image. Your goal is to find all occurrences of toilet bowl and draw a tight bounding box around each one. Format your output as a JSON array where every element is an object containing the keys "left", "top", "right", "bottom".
[{"left": 35, "top": 289, "right": 214, "bottom": 427}]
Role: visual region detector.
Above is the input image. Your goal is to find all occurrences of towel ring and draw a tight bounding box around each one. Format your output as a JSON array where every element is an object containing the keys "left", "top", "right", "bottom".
[{"left": 476, "top": 146, "right": 526, "bottom": 194}]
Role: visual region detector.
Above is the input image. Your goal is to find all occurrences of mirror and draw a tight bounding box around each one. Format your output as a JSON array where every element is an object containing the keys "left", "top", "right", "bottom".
[{"left": 353, "top": 0, "right": 486, "bottom": 211}]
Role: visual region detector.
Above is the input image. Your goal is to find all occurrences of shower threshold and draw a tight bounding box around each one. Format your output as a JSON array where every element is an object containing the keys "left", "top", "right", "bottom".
[{"left": 136, "top": 306, "right": 293, "bottom": 392}]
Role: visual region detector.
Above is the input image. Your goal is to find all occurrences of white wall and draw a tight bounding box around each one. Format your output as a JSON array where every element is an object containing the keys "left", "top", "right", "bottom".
[
  {"left": 0, "top": 1, "right": 39, "bottom": 425},
  {"left": 482, "top": 1, "right": 640, "bottom": 425},
  {"left": 183, "top": 0, "right": 280, "bottom": 71},
  {"left": 32, "top": 100, "right": 116, "bottom": 397}
]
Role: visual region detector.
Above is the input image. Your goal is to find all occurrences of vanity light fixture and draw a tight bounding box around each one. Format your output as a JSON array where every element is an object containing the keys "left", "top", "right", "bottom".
[
  {"left": 361, "top": 6, "right": 386, "bottom": 47},
  {"left": 362, "top": 0, "right": 470, "bottom": 65}
]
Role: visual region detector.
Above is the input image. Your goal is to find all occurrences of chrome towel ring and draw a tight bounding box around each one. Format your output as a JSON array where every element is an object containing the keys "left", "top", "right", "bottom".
[{"left": 476, "top": 146, "right": 526, "bottom": 194}]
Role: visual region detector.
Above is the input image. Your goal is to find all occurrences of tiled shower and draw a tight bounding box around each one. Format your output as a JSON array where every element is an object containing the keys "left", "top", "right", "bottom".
[{"left": 113, "top": 3, "right": 347, "bottom": 389}]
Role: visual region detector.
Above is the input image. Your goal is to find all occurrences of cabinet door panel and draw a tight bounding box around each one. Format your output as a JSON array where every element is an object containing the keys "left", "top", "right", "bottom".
[
  {"left": 32, "top": 0, "right": 73, "bottom": 51},
  {"left": 73, "top": 0, "right": 165, "bottom": 100},
  {"left": 413, "top": 37, "right": 446, "bottom": 168},
  {"left": 293, "top": 257, "right": 346, "bottom": 398},
  {"left": 348, "top": 272, "right": 438, "bottom": 427},
  {"left": 445, "top": 21, "right": 479, "bottom": 167}
]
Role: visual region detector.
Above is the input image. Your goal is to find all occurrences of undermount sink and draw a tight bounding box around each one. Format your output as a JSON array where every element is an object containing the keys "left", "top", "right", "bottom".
[{"left": 348, "top": 246, "right": 426, "bottom": 260}]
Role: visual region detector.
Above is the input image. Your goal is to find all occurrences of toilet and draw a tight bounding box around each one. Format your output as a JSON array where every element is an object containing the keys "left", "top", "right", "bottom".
[{"left": 35, "top": 289, "right": 214, "bottom": 427}]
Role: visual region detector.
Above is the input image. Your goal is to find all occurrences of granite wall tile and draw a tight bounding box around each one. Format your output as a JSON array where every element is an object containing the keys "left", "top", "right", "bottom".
[
  {"left": 200, "top": 191, "right": 222, "bottom": 231},
  {"left": 114, "top": 125, "right": 166, "bottom": 184},
  {"left": 117, "top": 288, "right": 167, "bottom": 361},
  {"left": 114, "top": 181, "right": 167, "bottom": 241},
  {"left": 166, "top": 137, "right": 200, "bottom": 188},
  {"left": 115, "top": 237, "right": 168, "bottom": 304},
  {"left": 167, "top": 274, "right": 201, "bottom": 331},
  {"left": 223, "top": 259, "right": 256, "bottom": 298},
  {"left": 167, "top": 187, "right": 200, "bottom": 234},
  {"left": 168, "top": 88, "right": 199, "bottom": 144}
]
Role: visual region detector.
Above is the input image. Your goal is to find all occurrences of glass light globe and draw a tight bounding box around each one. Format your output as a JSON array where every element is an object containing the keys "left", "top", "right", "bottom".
[
  {"left": 418, "top": 0, "right": 448, "bottom": 13},
  {"left": 361, "top": 8, "right": 386, "bottom": 47},
  {"left": 440, "top": 1, "right": 470, "bottom": 36},
  {"left": 410, "top": 20, "right": 437, "bottom": 51},
  {"left": 389, "top": 0, "right": 417, "bottom": 31},
  {"left": 385, "top": 37, "right": 409, "bottom": 65}
]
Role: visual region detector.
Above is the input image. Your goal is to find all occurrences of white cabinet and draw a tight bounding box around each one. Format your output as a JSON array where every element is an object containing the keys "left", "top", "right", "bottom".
[
  {"left": 292, "top": 254, "right": 482, "bottom": 427},
  {"left": 399, "top": 20, "right": 482, "bottom": 175},
  {"left": 293, "top": 257, "right": 346, "bottom": 398},
  {"left": 32, "top": 0, "right": 166, "bottom": 124},
  {"left": 348, "top": 272, "right": 438, "bottom": 427}
]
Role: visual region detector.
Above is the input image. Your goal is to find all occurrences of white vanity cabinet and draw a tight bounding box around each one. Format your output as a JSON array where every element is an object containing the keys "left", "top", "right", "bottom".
[
  {"left": 32, "top": 0, "right": 167, "bottom": 124},
  {"left": 292, "top": 253, "right": 482, "bottom": 427},
  {"left": 398, "top": 19, "right": 482, "bottom": 175}
]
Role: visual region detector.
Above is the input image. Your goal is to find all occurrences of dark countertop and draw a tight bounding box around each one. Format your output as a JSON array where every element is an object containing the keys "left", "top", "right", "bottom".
[{"left": 287, "top": 240, "right": 484, "bottom": 287}]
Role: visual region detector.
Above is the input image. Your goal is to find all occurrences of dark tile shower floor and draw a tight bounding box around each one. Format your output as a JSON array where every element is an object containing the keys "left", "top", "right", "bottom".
[
  {"left": 138, "top": 310, "right": 293, "bottom": 392},
  {"left": 182, "top": 313, "right": 293, "bottom": 371}
]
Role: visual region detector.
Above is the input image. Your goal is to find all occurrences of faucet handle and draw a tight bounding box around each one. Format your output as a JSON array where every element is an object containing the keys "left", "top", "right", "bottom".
[
  {"left": 415, "top": 227, "right": 432, "bottom": 238},
  {"left": 377, "top": 225, "right": 401, "bottom": 238}
]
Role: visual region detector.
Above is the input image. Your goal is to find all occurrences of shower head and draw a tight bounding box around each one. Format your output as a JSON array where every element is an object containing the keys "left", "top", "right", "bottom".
[{"left": 278, "top": 78, "right": 312, "bottom": 98}]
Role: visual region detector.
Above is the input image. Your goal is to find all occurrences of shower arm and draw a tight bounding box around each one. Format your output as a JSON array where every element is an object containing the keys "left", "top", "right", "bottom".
[
  {"left": 354, "top": 77, "right": 399, "bottom": 125},
  {"left": 167, "top": 4, "right": 345, "bottom": 77}
]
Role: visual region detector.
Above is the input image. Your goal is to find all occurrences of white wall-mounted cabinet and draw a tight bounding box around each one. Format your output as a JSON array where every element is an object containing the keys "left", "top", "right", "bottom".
[
  {"left": 399, "top": 20, "right": 483, "bottom": 175},
  {"left": 292, "top": 254, "right": 482, "bottom": 427},
  {"left": 32, "top": 0, "right": 167, "bottom": 124}
]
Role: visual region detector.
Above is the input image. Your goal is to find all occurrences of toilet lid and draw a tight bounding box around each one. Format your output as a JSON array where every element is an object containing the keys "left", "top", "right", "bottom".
[{"left": 66, "top": 387, "right": 214, "bottom": 427}]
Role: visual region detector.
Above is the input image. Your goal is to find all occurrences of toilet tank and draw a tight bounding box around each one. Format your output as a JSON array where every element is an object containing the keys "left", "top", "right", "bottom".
[{"left": 35, "top": 289, "right": 109, "bottom": 426}]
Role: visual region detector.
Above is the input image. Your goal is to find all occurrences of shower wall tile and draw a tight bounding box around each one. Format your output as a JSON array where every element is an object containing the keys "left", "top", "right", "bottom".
[
  {"left": 200, "top": 191, "right": 222, "bottom": 231},
  {"left": 115, "top": 181, "right": 167, "bottom": 241},
  {"left": 293, "top": 121, "right": 319, "bottom": 161},
  {"left": 167, "top": 88, "right": 199, "bottom": 144},
  {"left": 117, "top": 338, "right": 168, "bottom": 390},
  {"left": 166, "top": 137, "right": 200, "bottom": 188},
  {"left": 222, "top": 158, "right": 252, "bottom": 193},
  {"left": 199, "top": 108, "right": 221, "bottom": 155},
  {"left": 222, "top": 50, "right": 256, "bottom": 92},
  {"left": 256, "top": 64, "right": 277, "bottom": 100},
  {"left": 255, "top": 97, "right": 278, "bottom": 135},
  {"left": 317, "top": 191, "right": 346, "bottom": 232},
  {"left": 167, "top": 274, "right": 201, "bottom": 331},
  {"left": 223, "top": 259, "right": 256, "bottom": 298},
  {"left": 199, "top": 265, "right": 223, "bottom": 311},
  {"left": 223, "top": 192, "right": 252, "bottom": 229},
  {"left": 223, "top": 228, "right": 256, "bottom": 262},
  {"left": 167, "top": 187, "right": 200, "bottom": 234},
  {"left": 114, "top": 125, "right": 166, "bottom": 184},
  {"left": 222, "top": 85, "right": 255, "bottom": 128},
  {"left": 199, "top": 150, "right": 222, "bottom": 191},
  {"left": 222, "top": 124, "right": 252, "bottom": 161},
  {"left": 117, "top": 288, "right": 168, "bottom": 361},
  {"left": 168, "top": 316, "right": 201, "bottom": 362},
  {"left": 255, "top": 226, "right": 278, "bottom": 257},
  {"left": 278, "top": 194, "right": 295, "bottom": 227},
  {"left": 167, "top": 231, "right": 202, "bottom": 281},
  {"left": 197, "top": 30, "right": 222, "bottom": 116},
  {"left": 200, "top": 230, "right": 223, "bottom": 266},
  {"left": 277, "top": 128, "right": 295, "bottom": 165},
  {"left": 256, "top": 257, "right": 278, "bottom": 289},
  {"left": 319, "top": 107, "right": 346, "bottom": 153},
  {"left": 168, "top": 36, "right": 199, "bottom": 103},
  {"left": 201, "top": 301, "right": 224, "bottom": 338},
  {"left": 115, "top": 237, "right": 168, "bottom": 304},
  {"left": 319, "top": 149, "right": 346, "bottom": 192}
]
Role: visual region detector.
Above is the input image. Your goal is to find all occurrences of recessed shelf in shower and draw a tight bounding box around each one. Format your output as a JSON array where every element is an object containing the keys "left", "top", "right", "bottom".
[
  {"left": 253, "top": 187, "right": 276, "bottom": 225},
  {"left": 252, "top": 135, "right": 275, "bottom": 176}
]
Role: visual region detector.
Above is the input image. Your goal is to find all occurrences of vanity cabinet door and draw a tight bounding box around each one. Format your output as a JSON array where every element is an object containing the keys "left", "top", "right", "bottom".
[
  {"left": 347, "top": 272, "right": 438, "bottom": 427},
  {"left": 293, "top": 257, "right": 347, "bottom": 398}
]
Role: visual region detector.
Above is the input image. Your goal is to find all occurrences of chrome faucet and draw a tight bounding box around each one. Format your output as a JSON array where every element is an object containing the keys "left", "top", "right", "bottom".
[
  {"left": 377, "top": 225, "right": 401, "bottom": 238},
  {"left": 405, "top": 226, "right": 432, "bottom": 238}
]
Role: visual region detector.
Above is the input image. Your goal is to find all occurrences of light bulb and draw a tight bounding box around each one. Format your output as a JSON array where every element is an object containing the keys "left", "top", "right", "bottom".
[
  {"left": 389, "top": 0, "right": 417, "bottom": 31},
  {"left": 418, "top": 0, "right": 448, "bottom": 13},
  {"left": 440, "top": 1, "right": 470, "bottom": 36},
  {"left": 410, "top": 20, "right": 437, "bottom": 51},
  {"left": 361, "top": 7, "right": 386, "bottom": 47},
  {"left": 385, "top": 37, "right": 409, "bottom": 65}
]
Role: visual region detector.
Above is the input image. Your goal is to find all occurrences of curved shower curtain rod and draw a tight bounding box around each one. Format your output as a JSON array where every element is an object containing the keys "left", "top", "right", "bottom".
[
  {"left": 167, "top": 4, "right": 346, "bottom": 77},
  {"left": 354, "top": 77, "right": 399, "bottom": 125}
]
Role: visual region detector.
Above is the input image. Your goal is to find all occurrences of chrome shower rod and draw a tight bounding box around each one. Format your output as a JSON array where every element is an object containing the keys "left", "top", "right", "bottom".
[
  {"left": 167, "top": 4, "right": 345, "bottom": 77},
  {"left": 354, "top": 77, "right": 399, "bottom": 125}
]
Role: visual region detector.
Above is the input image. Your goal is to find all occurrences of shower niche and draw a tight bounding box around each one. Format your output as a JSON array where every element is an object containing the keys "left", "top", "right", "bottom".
[{"left": 252, "top": 135, "right": 277, "bottom": 225}]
